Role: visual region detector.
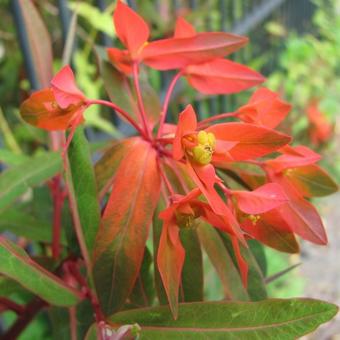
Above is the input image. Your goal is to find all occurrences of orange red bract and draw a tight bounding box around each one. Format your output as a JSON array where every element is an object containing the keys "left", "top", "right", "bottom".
[{"left": 18, "top": 0, "right": 338, "bottom": 320}]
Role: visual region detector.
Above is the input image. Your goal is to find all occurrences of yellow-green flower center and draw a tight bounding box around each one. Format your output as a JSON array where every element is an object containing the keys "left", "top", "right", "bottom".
[
  {"left": 175, "top": 213, "right": 196, "bottom": 229},
  {"left": 248, "top": 214, "right": 261, "bottom": 225},
  {"left": 191, "top": 131, "right": 216, "bottom": 165}
]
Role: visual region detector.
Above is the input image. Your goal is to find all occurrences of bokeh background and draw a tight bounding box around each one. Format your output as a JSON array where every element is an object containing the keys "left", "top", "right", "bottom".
[{"left": 0, "top": 0, "right": 339, "bottom": 338}]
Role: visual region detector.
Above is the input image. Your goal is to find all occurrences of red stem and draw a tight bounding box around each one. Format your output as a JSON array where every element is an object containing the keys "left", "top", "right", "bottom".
[
  {"left": 3, "top": 298, "right": 47, "bottom": 339},
  {"left": 69, "top": 306, "right": 77, "bottom": 340},
  {"left": 157, "top": 70, "right": 183, "bottom": 138},
  {"left": 67, "top": 261, "right": 104, "bottom": 323},
  {"left": 0, "top": 297, "right": 25, "bottom": 315},
  {"left": 157, "top": 136, "right": 174, "bottom": 144},
  {"left": 197, "top": 111, "right": 239, "bottom": 128},
  {"left": 88, "top": 99, "right": 145, "bottom": 137},
  {"left": 158, "top": 158, "right": 175, "bottom": 196},
  {"left": 51, "top": 176, "right": 65, "bottom": 259},
  {"left": 132, "top": 63, "right": 152, "bottom": 139},
  {"left": 165, "top": 158, "right": 189, "bottom": 193}
]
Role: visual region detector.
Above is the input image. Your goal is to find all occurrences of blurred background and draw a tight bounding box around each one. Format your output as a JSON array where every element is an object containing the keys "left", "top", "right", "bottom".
[{"left": 0, "top": 0, "right": 339, "bottom": 338}]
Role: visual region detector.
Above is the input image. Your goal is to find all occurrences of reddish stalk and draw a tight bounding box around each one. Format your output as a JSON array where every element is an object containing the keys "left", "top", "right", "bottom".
[
  {"left": 157, "top": 136, "right": 174, "bottom": 144},
  {"left": 3, "top": 298, "right": 47, "bottom": 339},
  {"left": 158, "top": 158, "right": 175, "bottom": 196},
  {"left": 157, "top": 70, "right": 184, "bottom": 139},
  {"left": 88, "top": 99, "right": 145, "bottom": 137},
  {"left": 197, "top": 111, "right": 239, "bottom": 128},
  {"left": 66, "top": 261, "right": 104, "bottom": 323},
  {"left": 165, "top": 158, "right": 190, "bottom": 194},
  {"left": 132, "top": 63, "right": 152, "bottom": 139},
  {"left": 69, "top": 306, "right": 77, "bottom": 340},
  {"left": 50, "top": 176, "right": 65, "bottom": 259},
  {"left": 0, "top": 297, "right": 25, "bottom": 315}
]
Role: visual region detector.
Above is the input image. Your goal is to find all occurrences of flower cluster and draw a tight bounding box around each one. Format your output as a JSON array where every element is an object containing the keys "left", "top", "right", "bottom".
[{"left": 19, "top": 0, "right": 337, "bottom": 319}]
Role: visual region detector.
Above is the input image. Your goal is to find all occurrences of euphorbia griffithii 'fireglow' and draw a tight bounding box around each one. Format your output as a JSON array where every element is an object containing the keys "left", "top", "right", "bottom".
[{"left": 19, "top": 0, "right": 338, "bottom": 321}]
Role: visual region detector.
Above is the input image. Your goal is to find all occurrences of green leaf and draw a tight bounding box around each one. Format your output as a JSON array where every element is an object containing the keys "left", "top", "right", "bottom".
[
  {"left": 219, "top": 233, "right": 267, "bottom": 301},
  {"left": 284, "top": 165, "right": 338, "bottom": 197},
  {"left": 68, "top": 128, "right": 101, "bottom": 256},
  {"left": 179, "top": 228, "right": 203, "bottom": 302},
  {"left": 0, "top": 208, "right": 66, "bottom": 244},
  {"left": 0, "top": 152, "right": 61, "bottom": 211},
  {"left": 69, "top": 2, "right": 114, "bottom": 37},
  {"left": 197, "top": 223, "right": 249, "bottom": 300},
  {"left": 107, "top": 299, "right": 338, "bottom": 339},
  {"left": 0, "top": 149, "right": 29, "bottom": 166},
  {"left": 93, "top": 140, "right": 161, "bottom": 315},
  {"left": 128, "top": 247, "right": 155, "bottom": 308},
  {"left": 0, "top": 276, "right": 27, "bottom": 296},
  {"left": 0, "top": 239, "right": 81, "bottom": 306},
  {"left": 248, "top": 239, "right": 267, "bottom": 276},
  {"left": 18, "top": 0, "right": 53, "bottom": 87}
]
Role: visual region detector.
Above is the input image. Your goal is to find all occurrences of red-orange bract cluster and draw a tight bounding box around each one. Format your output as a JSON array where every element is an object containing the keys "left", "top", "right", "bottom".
[{"left": 19, "top": 1, "right": 337, "bottom": 319}]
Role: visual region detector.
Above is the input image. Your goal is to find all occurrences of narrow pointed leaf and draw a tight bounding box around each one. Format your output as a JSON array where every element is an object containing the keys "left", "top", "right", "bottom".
[
  {"left": 153, "top": 198, "right": 168, "bottom": 305},
  {"left": 68, "top": 127, "right": 101, "bottom": 255},
  {"left": 278, "top": 199, "right": 327, "bottom": 245},
  {"left": 0, "top": 149, "right": 29, "bottom": 166},
  {"left": 179, "top": 227, "right": 203, "bottom": 302},
  {"left": 270, "top": 172, "right": 328, "bottom": 245},
  {"left": 0, "top": 238, "right": 81, "bottom": 306},
  {"left": 185, "top": 58, "right": 265, "bottom": 94},
  {"left": 128, "top": 247, "right": 155, "bottom": 308},
  {"left": 233, "top": 183, "right": 288, "bottom": 214},
  {"left": 142, "top": 33, "right": 248, "bottom": 70},
  {"left": 265, "top": 263, "right": 301, "bottom": 284},
  {"left": 207, "top": 123, "right": 291, "bottom": 161},
  {"left": 241, "top": 211, "right": 300, "bottom": 254},
  {"left": 113, "top": 1, "right": 149, "bottom": 53},
  {"left": 266, "top": 145, "right": 321, "bottom": 172},
  {"left": 0, "top": 152, "right": 61, "bottom": 211},
  {"left": 106, "top": 299, "right": 338, "bottom": 339},
  {"left": 219, "top": 233, "right": 267, "bottom": 300},
  {"left": 197, "top": 223, "right": 249, "bottom": 300},
  {"left": 93, "top": 139, "right": 161, "bottom": 314},
  {"left": 284, "top": 165, "right": 338, "bottom": 197},
  {"left": 157, "top": 221, "right": 185, "bottom": 319}
]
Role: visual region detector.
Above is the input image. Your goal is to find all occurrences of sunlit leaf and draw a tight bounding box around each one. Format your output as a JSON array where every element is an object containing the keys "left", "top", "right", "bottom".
[
  {"left": 93, "top": 139, "right": 161, "bottom": 314},
  {"left": 105, "top": 299, "right": 338, "bottom": 338}
]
